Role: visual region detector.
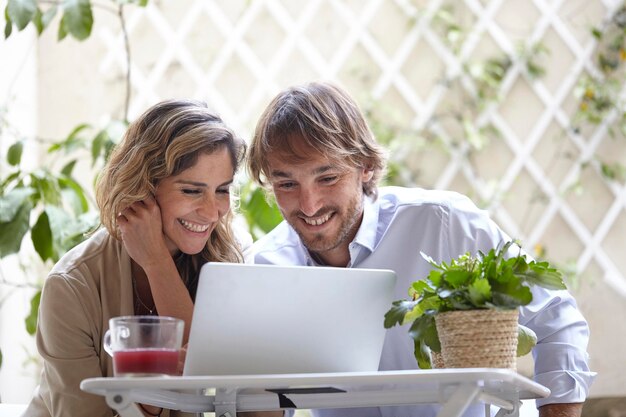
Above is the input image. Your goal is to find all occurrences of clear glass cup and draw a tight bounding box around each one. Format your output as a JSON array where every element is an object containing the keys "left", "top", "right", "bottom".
[{"left": 104, "top": 315, "right": 184, "bottom": 377}]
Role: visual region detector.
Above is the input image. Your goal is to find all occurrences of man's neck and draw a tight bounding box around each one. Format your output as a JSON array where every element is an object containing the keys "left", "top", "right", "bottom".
[{"left": 310, "top": 249, "right": 350, "bottom": 268}]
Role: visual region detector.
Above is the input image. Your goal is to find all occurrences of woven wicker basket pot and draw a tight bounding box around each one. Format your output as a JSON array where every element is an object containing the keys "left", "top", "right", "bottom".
[{"left": 434, "top": 309, "right": 519, "bottom": 369}]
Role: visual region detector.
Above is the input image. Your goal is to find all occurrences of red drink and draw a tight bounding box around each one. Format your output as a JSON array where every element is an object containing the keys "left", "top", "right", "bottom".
[{"left": 113, "top": 348, "right": 179, "bottom": 376}]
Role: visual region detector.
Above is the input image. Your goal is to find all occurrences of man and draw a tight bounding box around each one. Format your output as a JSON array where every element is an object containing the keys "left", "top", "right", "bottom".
[{"left": 248, "top": 81, "right": 595, "bottom": 417}]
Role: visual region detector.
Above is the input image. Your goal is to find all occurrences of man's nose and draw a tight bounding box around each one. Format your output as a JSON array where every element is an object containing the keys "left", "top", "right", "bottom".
[{"left": 299, "top": 187, "right": 323, "bottom": 216}]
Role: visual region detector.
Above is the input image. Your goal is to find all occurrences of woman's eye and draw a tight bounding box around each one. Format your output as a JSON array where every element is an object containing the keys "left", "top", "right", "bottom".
[
  {"left": 182, "top": 189, "right": 201, "bottom": 195},
  {"left": 217, "top": 187, "right": 231, "bottom": 195}
]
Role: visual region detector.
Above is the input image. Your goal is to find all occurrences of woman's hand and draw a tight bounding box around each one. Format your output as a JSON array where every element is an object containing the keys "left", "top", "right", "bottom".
[{"left": 117, "top": 197, "right": 171, "bottom": 269}]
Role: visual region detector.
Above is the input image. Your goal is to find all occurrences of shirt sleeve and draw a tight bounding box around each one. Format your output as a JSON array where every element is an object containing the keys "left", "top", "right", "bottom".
[
  {"left": 32, "top": 273, "right": 113, "bottom": 417},
  {"left": 445, "top": 195, "right": 595, "bottom": 407}
]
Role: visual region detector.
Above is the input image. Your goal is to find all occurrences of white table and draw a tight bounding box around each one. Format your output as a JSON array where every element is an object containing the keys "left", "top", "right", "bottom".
[{"left": 81, "top": 368, "right": 549, "bottom": 417}]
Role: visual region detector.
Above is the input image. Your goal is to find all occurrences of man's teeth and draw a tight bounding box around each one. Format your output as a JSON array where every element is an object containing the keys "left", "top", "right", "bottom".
[
  {"left": 303, "top": 213, "right": 332, "bottom": 226},
  {"left": 179, "top": 219, "right": 210, "bottom": 232}
]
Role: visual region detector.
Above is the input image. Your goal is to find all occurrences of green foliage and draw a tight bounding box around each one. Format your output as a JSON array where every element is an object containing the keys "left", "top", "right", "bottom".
[
  {"left": 384, "top": 241, "right": 566, "bottom": 368},
  {"left": 4, "top": 0, "right": 148, "bottom": 41},
  {"left": 25, "top": 290, "right": 41, "bottom": 335},
  {"left": 572, "top": 5, "right": 626, "bottom": 183},
  {"left": 239, "top": 182, "right": 283, "bottom": 241}
]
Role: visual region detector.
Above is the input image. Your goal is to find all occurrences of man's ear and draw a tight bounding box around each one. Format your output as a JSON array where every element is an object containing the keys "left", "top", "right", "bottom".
[{"left": 361, "top": 167, "right": 374, "bottom": 183}]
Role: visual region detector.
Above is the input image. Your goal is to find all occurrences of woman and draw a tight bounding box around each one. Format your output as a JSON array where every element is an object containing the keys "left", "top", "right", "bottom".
[{"left": 23, "top": 100, "right": 249, "bottom": 417}]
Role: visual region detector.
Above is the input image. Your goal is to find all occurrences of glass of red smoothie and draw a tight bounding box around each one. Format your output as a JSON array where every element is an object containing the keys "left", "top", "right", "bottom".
[{"left": 104, "top": 316, "right": 184, "bottom": 377}]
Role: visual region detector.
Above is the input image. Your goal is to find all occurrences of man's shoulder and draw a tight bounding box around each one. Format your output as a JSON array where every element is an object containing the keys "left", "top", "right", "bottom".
[{"left": 377, "top": 186, "right": 480, "bottom": 213}]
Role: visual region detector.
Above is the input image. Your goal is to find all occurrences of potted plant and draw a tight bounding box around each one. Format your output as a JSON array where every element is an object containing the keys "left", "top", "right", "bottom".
[{"left": 384, "top": 240, "right": 567, "bottom": 369}]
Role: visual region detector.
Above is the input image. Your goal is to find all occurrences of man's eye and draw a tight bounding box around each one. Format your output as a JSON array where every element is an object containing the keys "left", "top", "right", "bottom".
[
  {"left": 276, "top": 182, "right": 295, "bottom": 190},
  {"left": 320, "top": 176, "right": 338, "bottom": 183}
]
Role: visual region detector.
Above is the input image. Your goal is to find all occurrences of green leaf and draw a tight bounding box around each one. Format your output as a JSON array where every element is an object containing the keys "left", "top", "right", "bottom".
[
  {"left": 57, "top": 13, "right": 68, "bottom": 40},
  {"left": 7, "top": 140, "right": 23, "bottom": 166},
  {"left": 409, "top": 280, "right": 432, "bottom": 298},
  {"left": 384, "top": 299, "right": 418, "bottom": 328},
  {"left": 4, "top": 6, "right": 13, "bottom": 38},
  {"left": 30, "top": 172, "right": 62, "bottom": 206},
  {"left": 7, "top": 0, "right": 37, "bottom": 30},
  {"left": 32, "top": 211, "right": 55, "bottom": 262},
  {"left": 241, "top": 185, "right": 283, "bottom": 239},
  {"left": 48, "top": 123, "right": 90, "bottom": 153},
  {"left": 25, "top": 290, "right": 41, "bottom": 335},
  {"left": 517, "top": 324, "right": 537, "bottom": 356},
  {"left": 519, "top": 263, "right": 566, "bottom": 290},
  {"left": 41, "top": 5, "right": 57, "bottom": 29},
  {"left": 58, "top": 176, "right": 89, "bottom": 214},
  {"left": 32, "top": 7, "right": 43, "bottom": 33},
  {"left": 45, "top": 206, "right": 95, "bottom": 256},
  {"left": 61, "top": 0, "right": 93, "bottom": 41},
  {"left": 408, "top": 314, "right": 440, "bottom": 352},
  {"left": 591, "top": 27, "right": 602, "bottom": 40},
  {"left": 0, "top": 187, "right": 35, "bottom": 222},
  {"left": 0, "top": 201, "right": 31, "bottom": 257},
  {"left": 61, "top": 160, "right": 78, "bottom": 177},
  {"left": 443, "top": 269, "right": 473, "bottom": 288},
  {"left": 115, "top": 0, "right": 149, "bottom": 5},
  {"left": 91, "top": 129, "right": 106, "bottom": 164},
  {"left": 414, "top": 339, "right": 432, "bottom": 369},
  {"left": 468, "top": 278, "right": 491, "bottom": 306}
]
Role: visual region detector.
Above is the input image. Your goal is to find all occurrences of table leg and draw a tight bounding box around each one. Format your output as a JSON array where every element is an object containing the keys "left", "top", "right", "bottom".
[
  {"left": 105, "top": 392, "right": 145, "bottom": 417},
  {"left": 214, "top": 387, "right": 238, "bottom": 417},
  {"left": 437, "top": 384, "right": 481, "bottom": 417},
  {"left": 494, "top": 400, "right": 521, "bottom": 417}
]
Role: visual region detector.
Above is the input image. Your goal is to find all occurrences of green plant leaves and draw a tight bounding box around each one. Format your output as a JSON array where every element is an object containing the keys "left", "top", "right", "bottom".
[
  {"left": 7, "top": 141, "right": 23, "bottom": 166},
  {"left": 414, "top": 339, "right": 431, "bottom": 370},
  {"left": 7, "top": 0, "right": 37, "bottom": 30},
  {"left": 25, "top": 290, "right": 41, "bottom": 335},
  {"left": 468, "top": 278, "right": 491, "bottom": 305},
  {"left": 240, "top": 184, "right": 283, "bottom": 240},
  {"left": 384, "top": 299, "right": 418, "bottom": 328},
  {"left": 32, "top": 211, "right": 54, "bottom": 262},
  {"left": 4, "top": 6, "right": 13, "bottom": 38},
  {"left": 0, "top": 200, "right": 31, "bottom": 257},
  {"left": 408, "top": 314, "right": 440, "bottom": 352},
  {"left": 59, "top": 0, "right": 93, "bottom": 41},
  {"left": 386, "top": 241, "right": 567, "bottom": 365},
  {"left": 0, "top": 187, "right": 35, "bottom": 222},
  {"left": 517, "top": 324, "right": 537, "bottom": 357}
]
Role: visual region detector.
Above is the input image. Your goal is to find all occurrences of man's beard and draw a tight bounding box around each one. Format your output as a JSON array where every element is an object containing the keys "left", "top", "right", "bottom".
[{"left": 288, "top": 196, "right": 363, "bottom": 257}]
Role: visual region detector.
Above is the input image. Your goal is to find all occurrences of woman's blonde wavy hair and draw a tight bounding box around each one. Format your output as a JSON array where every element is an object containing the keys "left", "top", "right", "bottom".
[
  {"left": 248, "top": 81, "right": 388, "bottom": 199},
  {"left": 96, "top": 99, "right": 246, "bottom": 299}
]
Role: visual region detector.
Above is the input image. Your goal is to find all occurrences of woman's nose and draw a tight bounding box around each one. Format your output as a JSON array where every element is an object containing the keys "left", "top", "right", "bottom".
[{"left": 198, "top": 196, "right": 220, "bottom": 221}]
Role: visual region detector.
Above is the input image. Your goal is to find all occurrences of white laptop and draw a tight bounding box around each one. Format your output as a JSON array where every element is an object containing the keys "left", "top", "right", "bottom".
[{"left": 183, "top": 262, "right": 397, "bottom": 376}]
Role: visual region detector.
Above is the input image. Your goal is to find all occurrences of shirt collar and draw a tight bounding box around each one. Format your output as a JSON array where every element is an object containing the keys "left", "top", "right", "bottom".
[{"left": 352, "top": 194, "right": 379, "bottom": 252}]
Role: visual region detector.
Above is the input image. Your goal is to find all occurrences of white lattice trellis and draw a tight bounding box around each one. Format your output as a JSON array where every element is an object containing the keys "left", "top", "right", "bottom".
[{"left": 95, "top": 0, "right": 626, "bottom": 296}]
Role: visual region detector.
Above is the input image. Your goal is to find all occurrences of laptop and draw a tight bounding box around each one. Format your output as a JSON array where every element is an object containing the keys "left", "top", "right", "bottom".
[{"left": 183, "top": 262, "right": 397, "bottom": 376}]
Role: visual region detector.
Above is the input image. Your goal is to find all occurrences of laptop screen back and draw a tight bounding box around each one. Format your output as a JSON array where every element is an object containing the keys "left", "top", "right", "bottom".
[{"left": 183, "top": 262, "right": 396, "bottom": 376}]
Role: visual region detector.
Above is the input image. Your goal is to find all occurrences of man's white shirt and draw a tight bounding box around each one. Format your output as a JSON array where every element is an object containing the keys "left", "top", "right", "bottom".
[{"left": 252, "top": 186, "right": 596, "bottom": 417}]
